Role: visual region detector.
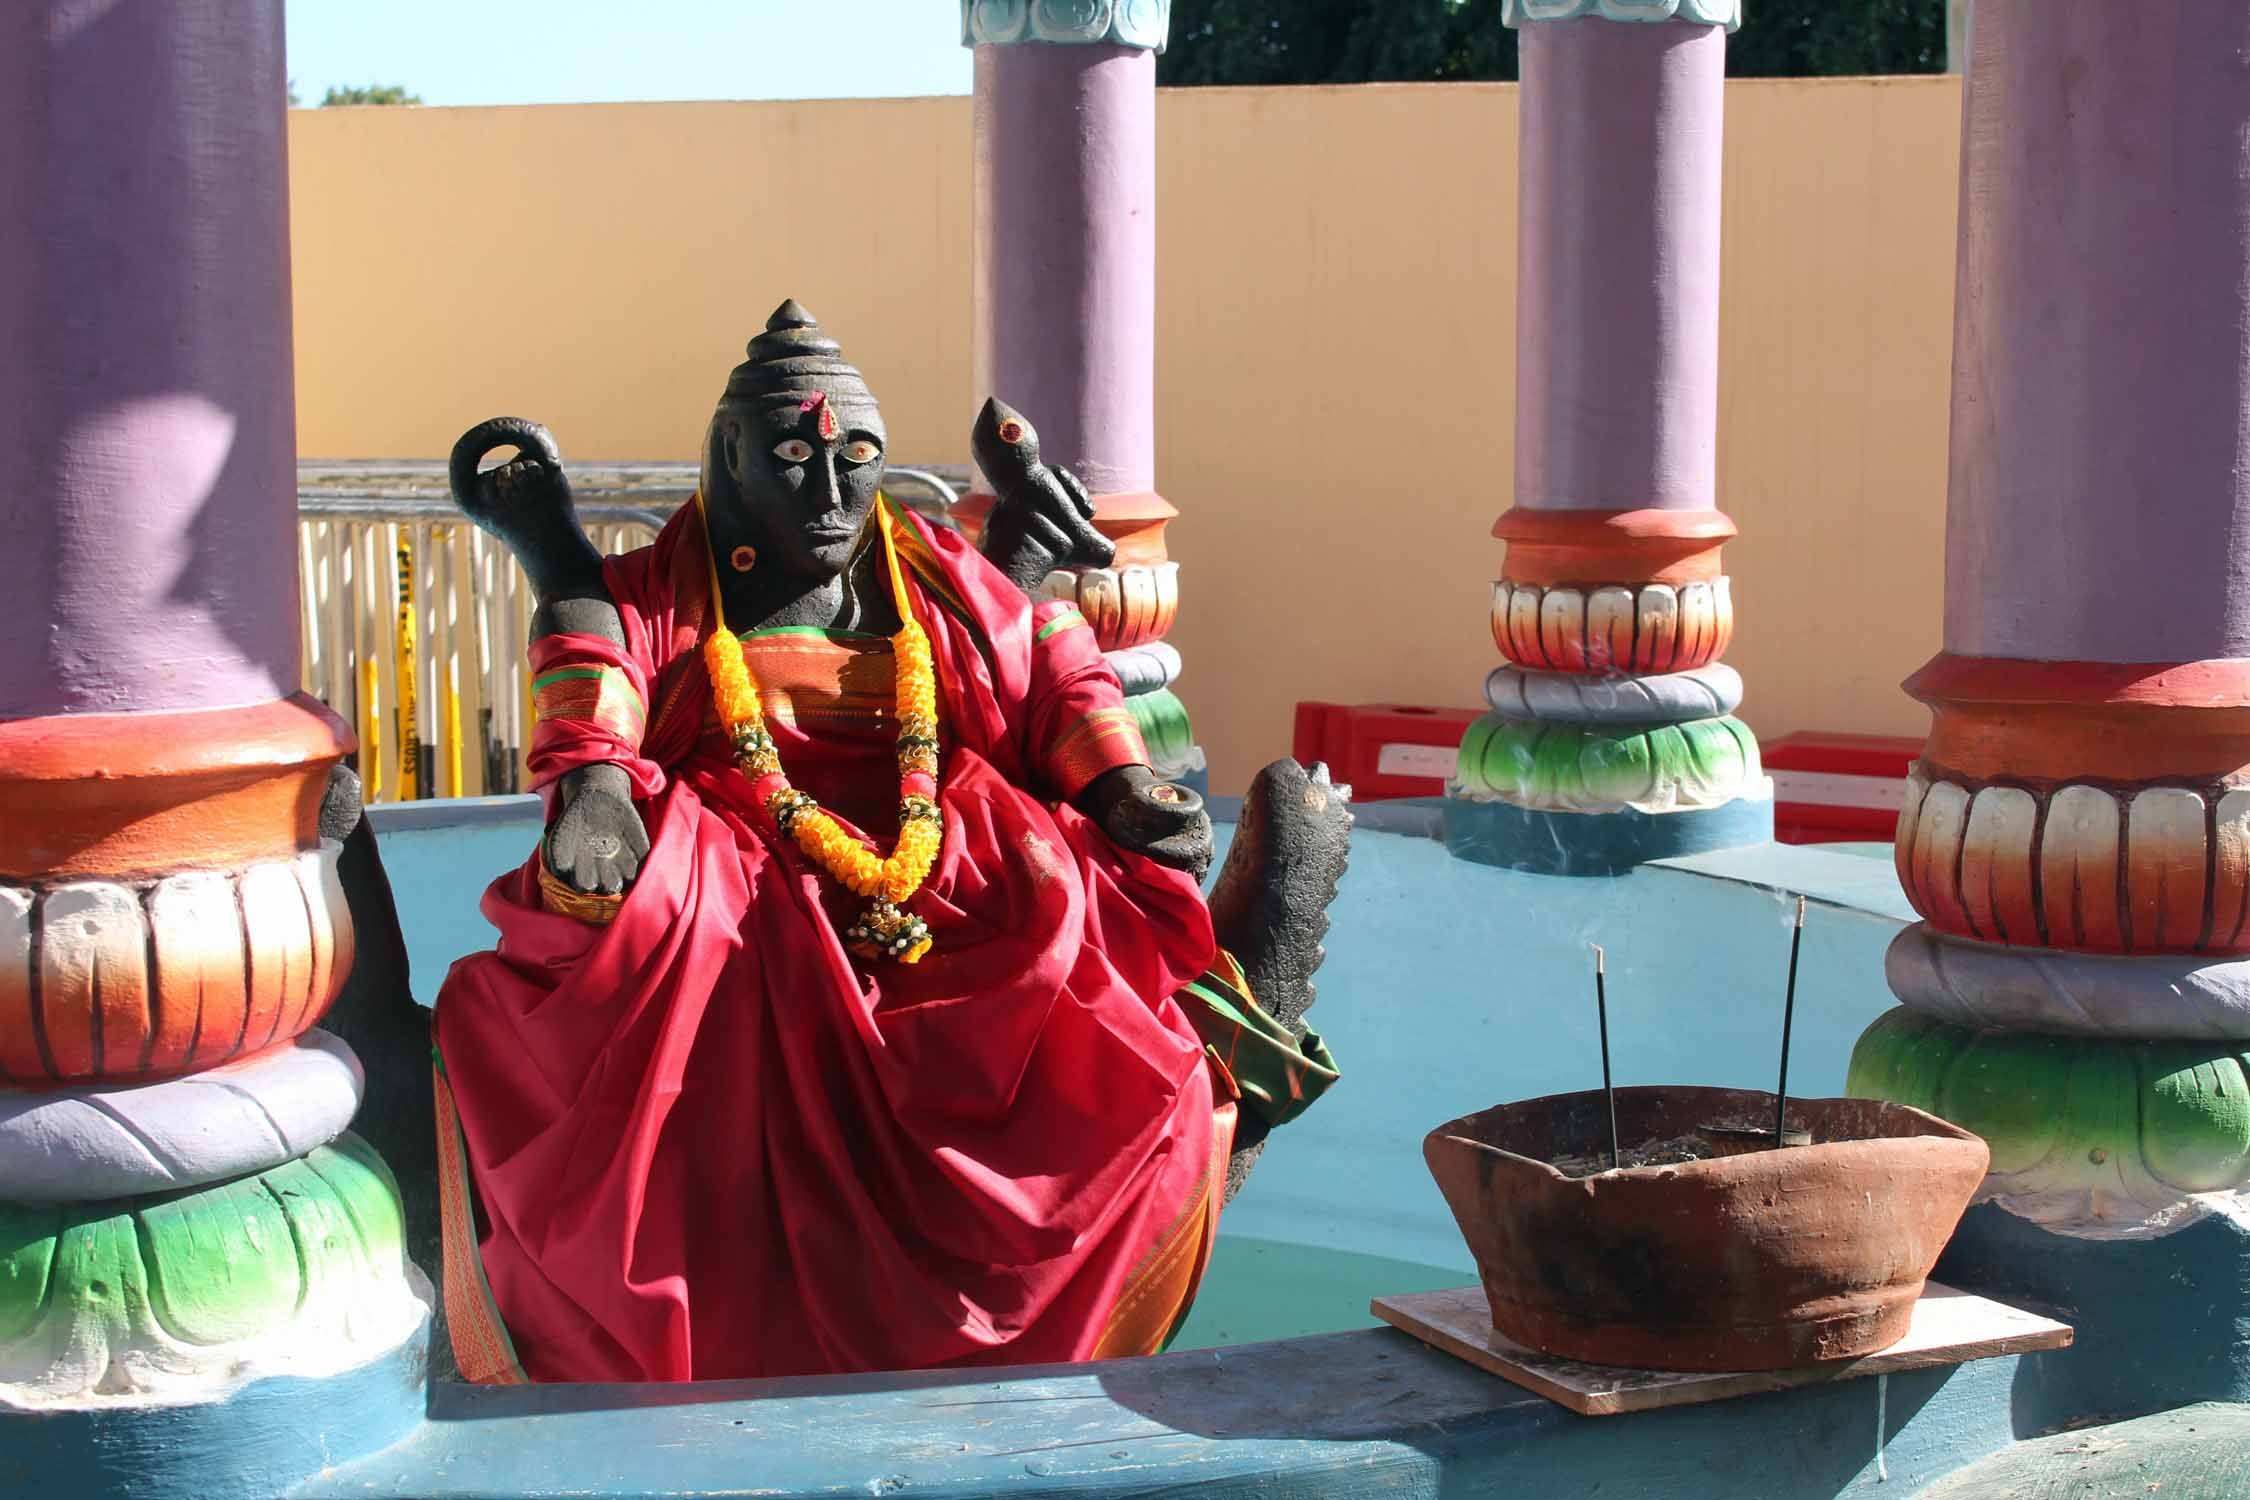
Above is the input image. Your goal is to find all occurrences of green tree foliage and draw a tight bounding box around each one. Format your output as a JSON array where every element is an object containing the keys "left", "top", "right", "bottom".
[
  {"left": 319, "top": 84, "right": 423, "bottom": 107},
  {"left": 1157, "top": 0, "right": 1946, "bottom": 86},
  {"left": 1728, "top": 0, "right": 1944, "bottom": 75},
  {"left": 1159, "top": 0, "right": 1512, "bottom": 86}
]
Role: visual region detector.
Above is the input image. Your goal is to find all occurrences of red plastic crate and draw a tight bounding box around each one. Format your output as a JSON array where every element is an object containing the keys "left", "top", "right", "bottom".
[
  {"left": 1292, "top": 702, "right": 1486, "bottom": 801},
  {"left": 1763, "top": 732, "right": 1922, "bottom": 845}
]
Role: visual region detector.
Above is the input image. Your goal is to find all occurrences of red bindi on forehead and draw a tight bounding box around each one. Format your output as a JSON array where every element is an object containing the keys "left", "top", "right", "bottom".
[{"left": 800, "top": 391, "right": 840, "bottom": 442}]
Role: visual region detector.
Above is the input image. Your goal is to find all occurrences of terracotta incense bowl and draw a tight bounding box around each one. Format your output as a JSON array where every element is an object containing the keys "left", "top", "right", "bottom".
[{"left": 1424, "top": 1085, "right": 1989, "bottom": 1372}]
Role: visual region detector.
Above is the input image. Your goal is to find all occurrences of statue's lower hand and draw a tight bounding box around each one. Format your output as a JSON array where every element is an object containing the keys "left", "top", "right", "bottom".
[
  {"left": 1084, "top": 764, "right": 1214, "bottom": 881},
  {"left": 546, "top": 762, "right": 650, "bottom": 895}
]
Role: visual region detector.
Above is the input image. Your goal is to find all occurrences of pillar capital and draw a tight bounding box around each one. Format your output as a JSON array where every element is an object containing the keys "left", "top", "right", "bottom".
[
  {"left": 962, "top": 0, "right": 1169, "bottom": 51},
  {"left": 1504, "top": 0, "right": 1741, "bottom": 29}
]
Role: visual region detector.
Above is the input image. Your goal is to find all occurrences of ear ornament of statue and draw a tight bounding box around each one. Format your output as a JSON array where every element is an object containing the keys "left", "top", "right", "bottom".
[{"left": 730, "top": 545, "right": 758, "bottom": 573}]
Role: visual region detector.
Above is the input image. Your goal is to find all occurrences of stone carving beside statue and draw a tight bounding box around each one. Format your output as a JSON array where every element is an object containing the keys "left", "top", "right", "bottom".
[{"left": 432, "top": 303, "right": 1348, "bottom": 1383}]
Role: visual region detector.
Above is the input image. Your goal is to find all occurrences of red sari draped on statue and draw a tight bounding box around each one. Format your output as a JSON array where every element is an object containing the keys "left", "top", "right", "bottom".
[{"left": 432, "top": 499, "right": 1228, "bottom": 1384}]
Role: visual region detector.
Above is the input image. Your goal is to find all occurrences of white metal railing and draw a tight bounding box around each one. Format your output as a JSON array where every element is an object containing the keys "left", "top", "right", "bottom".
[{"left": 297, "top": 462, "right": 964, "bottom": 802}]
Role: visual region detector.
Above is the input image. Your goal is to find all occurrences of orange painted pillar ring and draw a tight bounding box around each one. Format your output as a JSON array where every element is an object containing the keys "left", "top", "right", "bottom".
[
  {"left": 0, "top": 692, "right": 351, "bottom": 882},
  {"left": 0, "top": 693, "right": 358, "bottom": 1088},
  {"left": 1491, "top": 505, "right": 1735, "bottom": 588}
]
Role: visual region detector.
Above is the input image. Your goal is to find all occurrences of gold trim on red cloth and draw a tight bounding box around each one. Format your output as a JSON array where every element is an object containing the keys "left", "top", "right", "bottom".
[
  {"left": 881, "top": 497, "right": 988, "bottom": 643},
  {"left": 434, "top": 1065, "right": 530, "bottom": 1385},
  {"left": 537, "top": 860, "right": 625, "bottom": 925},
  {"left": 1045, "top": 706, "right": 1150, "bottom": 799},
  {"left": 1091, "top": 1100, "right": 1236, "bottom": 1360},
  {"left": 533, "top": 665, "right": 646, "bottom": 744},
  {"left": 735, "top": 630, "right": 897, "bottom": 731}
]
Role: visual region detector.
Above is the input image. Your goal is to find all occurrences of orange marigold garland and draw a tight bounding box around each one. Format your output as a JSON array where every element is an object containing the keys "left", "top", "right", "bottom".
[{"left": 701, "top": 496, "right": 943, "bottom": 963}]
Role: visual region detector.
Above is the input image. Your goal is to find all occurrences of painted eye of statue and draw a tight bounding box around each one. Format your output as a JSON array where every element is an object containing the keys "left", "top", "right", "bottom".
[
  {"left": 772, "top": 439, "right": 815, "bottom": 464},
  {"left": 841, "top": 439, "right": 882, "bottom": 466}
]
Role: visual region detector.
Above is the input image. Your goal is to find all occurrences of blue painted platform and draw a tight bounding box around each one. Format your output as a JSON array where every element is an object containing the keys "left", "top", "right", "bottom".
[{"left": 1936, "top": 1202, "right": 2250, "bottom": 1433}]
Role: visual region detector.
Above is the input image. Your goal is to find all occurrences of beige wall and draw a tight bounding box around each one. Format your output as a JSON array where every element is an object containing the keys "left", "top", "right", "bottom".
[{"left": 289, "top": 77, "right": 1961, "bottom": 795}]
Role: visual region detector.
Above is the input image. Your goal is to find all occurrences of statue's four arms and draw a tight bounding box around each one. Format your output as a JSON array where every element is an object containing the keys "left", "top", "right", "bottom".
[{"left": 450, "top": 375, "right": 1212, "bottom": 898}]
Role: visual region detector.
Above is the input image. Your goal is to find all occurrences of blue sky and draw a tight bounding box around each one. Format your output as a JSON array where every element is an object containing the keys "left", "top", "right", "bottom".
[{"left": 283, "top": 1, "right": 974, "bottom": 107}]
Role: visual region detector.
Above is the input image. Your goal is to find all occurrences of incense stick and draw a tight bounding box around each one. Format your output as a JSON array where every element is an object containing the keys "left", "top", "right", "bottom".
[
  {"left": 1775, "top": 897, "right": 1806, "bottom": 1148},
  {"left": 1594, "top": 944, "right": 1620, "bottom": 1170}
]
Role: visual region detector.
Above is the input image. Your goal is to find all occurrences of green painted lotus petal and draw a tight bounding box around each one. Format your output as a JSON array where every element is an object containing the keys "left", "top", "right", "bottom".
[
  {"left": 1124, "top": 688, "right": 1195, "bottom": 769},
  {"left": 1529, "top": 724, "right": 1580, "bottom": 806},
  {"left": 0, "top": 1133, "right": 425, "bottom": 1403},
  {"left": 0, "top": 1201, "right": 61, "bottom": 1344},
  {"left": 1450, "top": 713, "right": 1498, "bottom": 794},
  {"left": 1580, "top": 723, "right": 1655, "bottom": 805},
  {"left": 1677, "top": 717, "right": 1760, "bottom": 807},
  {"left": 49, "top": 1210, "right": 151, "bottom": 1355},
  {"left": 1454, "top": 712, "right": 1530, "bottom": 798},
  {"left": 1849, "top": 1007, "right": 2250, "bottom": 1221},
  {"left": 1706, "top": 718, "right": 1762, "bottom": 787},
  {"left": 1845, "top": 1006, "right": 1956, "bottom": 1113},
  {"left": 2027, "top": 1040, "right": 2139, "bottom": 1195},
  {"left": 1446, "top": 712, "right": 1764, "bottom": 812},
  {"left": 2141, "top": 1053, "right": 2250, "bottom": 1192},
  {"left": 1943, "top": 1031, "right": 2080, "bottom": 1176},
  {"left": 303, "top": 1131, "right": 409, "bottom": 1262},
  {"left": 138, "top": 1174, "right": 304, "bottom": 1346}
]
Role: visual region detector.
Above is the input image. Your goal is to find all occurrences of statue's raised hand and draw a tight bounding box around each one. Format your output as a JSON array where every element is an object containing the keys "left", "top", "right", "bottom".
[
  {"left": 1082, "top": 764, "right": 1214, "bottom": 881},
  {"left": 450, "top": 417, "right": 574, "bottom": 539},
  {"left": 546, "top": 763, "right": 649, "bottom": 895},
  {"left": 972, "top": 398, "right": 1117, "bottom": 595},
  {"left": 448, "top": 416, "right": 623, "bottom": 646}
]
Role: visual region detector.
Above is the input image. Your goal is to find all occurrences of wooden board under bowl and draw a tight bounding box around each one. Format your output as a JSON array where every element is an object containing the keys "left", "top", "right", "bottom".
[{"left": 1370, "top": 1281, "right": 2071, "bottom": 1417}]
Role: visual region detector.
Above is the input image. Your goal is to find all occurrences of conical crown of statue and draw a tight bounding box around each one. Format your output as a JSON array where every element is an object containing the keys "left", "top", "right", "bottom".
[{"left": 723, "top": 299, "right": 877, "bottom": 411}]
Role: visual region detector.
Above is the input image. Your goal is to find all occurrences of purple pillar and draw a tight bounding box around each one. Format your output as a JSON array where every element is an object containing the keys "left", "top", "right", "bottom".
[
  {"left": 0, "top": 1, "right": 300, "bottom": 720},
  {"left": 1943, "top": 2, "right": 2250, "bottom": 665},
  {"left": 961, "top": 1, "right": 1195, "bottom": 779},
  {"left": 0, "top": 1, "right": 425, "bottom": 1425},
  {"left": 972, "top": 44, "right": 1157, "bottom": 501},
  {"left": 1447, "top": 2, "right": 1762, "bottom": 876},
  {"left": 1515, "top": 19, "right": 1726, "bottom": 514},
  {"left": 1861, "top": 1, "right": 2250, "bottom": 1252}
]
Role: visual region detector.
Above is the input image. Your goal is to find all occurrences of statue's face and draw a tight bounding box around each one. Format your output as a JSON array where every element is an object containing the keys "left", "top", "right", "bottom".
[{"left": 712, "top": 389, "right": 888, "bottom": 579}]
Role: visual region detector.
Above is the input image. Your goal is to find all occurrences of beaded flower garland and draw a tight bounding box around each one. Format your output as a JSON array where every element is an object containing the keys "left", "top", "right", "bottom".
[{"left": 701, "top": 497, "right": 943, "bottom": 963}]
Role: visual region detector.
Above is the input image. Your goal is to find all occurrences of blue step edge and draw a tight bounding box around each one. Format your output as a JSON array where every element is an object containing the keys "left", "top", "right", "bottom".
[{"left": 292, "top": 1324, "right": 2028, "bottom": 1500}]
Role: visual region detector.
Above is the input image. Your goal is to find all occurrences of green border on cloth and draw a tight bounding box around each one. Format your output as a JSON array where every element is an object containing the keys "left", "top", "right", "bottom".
[{"left": 1177, "top": 963, "right": 1340, "bottom": 1131}]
